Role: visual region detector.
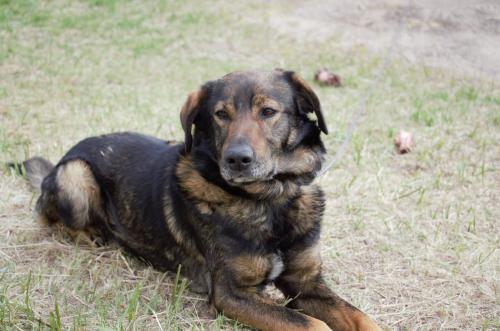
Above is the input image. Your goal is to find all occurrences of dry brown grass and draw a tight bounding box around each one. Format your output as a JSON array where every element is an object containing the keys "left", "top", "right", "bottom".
[{"left": 1, "top": 1, "right": 499, "bottom": 330}]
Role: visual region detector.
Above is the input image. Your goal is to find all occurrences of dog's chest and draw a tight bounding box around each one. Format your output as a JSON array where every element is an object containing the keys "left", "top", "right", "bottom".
[
  {"left": 211, "top": 200, "right": 278, "bottom": 237},
  {"left": 208, "top": 201, "right": 287, "bottom": 284},
  {"left": 266, "top": 252, "right": 285, "bottom": 282}
]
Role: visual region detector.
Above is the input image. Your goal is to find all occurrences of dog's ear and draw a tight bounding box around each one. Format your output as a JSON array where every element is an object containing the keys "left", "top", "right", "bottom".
[
  {"left": 180, "top": 89, "right": 206, "bottom": 153},
  {"left": 284, "top": 71, "right": 328, "bottom": 134}
]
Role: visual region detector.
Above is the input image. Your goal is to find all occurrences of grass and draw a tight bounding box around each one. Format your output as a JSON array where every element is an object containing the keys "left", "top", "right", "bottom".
[{"left": 0, "top": 0, "right": 499, "bottom": 330}]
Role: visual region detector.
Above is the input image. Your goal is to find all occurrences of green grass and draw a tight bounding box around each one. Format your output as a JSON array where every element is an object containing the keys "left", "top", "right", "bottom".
[{"left": 0, "top": 0, "right": 499, "bottom": 330}]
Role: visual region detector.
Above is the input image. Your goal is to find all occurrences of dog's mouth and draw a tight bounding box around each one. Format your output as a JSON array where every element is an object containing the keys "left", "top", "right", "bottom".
[{"left": 222, "top": 169, "right": 276, "bottom": 186}]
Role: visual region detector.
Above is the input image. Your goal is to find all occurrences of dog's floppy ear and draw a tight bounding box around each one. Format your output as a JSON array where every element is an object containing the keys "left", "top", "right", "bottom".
[
  {"left": 180, "top": 89, "right": 205, "bottom": 153},
  {"left": 284, "top": 71, "right": 328, "bottom": 134}
]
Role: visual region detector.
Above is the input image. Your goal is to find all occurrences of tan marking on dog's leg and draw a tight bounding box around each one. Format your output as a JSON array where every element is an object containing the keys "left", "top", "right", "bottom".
[
  {"left": 277, "top": 243, "right": 382, "bottom": 331},
  {"left": 212, "top": 281, "right": 332, "bottom": 331}
]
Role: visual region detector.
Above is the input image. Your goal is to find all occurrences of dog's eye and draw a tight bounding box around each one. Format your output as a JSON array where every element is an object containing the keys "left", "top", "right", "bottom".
[
  {"left": 215, "top": 110, "right": 230, "bottom": 121},
  {"left": 260, "top": 108, "right": 277, "bottom": 119}
]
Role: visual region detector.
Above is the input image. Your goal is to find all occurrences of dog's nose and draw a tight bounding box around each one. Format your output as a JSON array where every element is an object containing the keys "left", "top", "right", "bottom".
[{"left": 224, "top": 143, "right": 254, "bottom": 171}]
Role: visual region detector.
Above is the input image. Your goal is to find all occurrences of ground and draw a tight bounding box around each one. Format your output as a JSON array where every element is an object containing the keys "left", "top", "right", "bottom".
[
  {"left": 269, "top": 0, "right": 500, "bottom": 80},
  {"left": 0, "top": 1, "right": 499, "bottom": 330}
]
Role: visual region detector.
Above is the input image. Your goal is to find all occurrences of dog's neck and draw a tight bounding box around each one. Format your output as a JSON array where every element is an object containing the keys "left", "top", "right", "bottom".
[{"left": 178, "top": 143, "right": 324, "bottom": 203}]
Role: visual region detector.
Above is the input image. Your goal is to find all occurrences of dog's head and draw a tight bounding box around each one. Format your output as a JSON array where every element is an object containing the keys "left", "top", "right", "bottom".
[{"left": 180, "top": 70, "right": 327, "bottom": 187}]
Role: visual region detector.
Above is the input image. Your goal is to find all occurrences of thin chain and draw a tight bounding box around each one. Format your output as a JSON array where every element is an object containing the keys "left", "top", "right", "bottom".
[{"left": 317, "top": 0, "right": 412, "bottom": 177}]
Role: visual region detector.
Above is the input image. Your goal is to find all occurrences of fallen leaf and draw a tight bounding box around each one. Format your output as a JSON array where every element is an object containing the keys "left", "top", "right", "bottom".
[
  {"left": 314, "top": 68, "right": 342, "bottom": 87},
  {"left": 394, "top": 129, "right": 414, "bottom": 154}
]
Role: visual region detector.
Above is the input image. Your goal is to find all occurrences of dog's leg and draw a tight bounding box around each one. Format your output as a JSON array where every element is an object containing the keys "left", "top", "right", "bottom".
[
  {"left": 276, "top": 186, "right": 382, "bottom": 331},
  {"left": 211, "top": 276, "right": 332, "bottom": 331},
  {"left": 275, "top": 244, "right": 381, "bottom": 331},
  {"left": 35, "top": 159, "right": 110, "bottom": 244}
]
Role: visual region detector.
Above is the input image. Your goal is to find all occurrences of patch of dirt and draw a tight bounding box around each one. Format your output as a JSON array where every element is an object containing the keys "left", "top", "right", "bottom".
[{"left": 269, "top": 0, "right": 500, "bottom": 80}]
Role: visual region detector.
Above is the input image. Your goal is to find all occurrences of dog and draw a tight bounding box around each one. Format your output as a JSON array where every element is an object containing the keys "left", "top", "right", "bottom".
[{"left": 12, "top": 70, "right": 381, "bottom": 331}]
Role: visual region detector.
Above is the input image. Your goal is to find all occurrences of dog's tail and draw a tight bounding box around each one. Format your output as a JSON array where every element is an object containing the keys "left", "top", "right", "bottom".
[{"left": 7, "top": 157, "right": 54, "bottom": 191}]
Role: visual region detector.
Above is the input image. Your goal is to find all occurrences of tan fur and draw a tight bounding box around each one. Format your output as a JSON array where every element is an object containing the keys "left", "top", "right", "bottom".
[
  {"left": 281, "top": 245, "right": 322, "bottom": 290},
  {"left": 277, "top": 146, "right": 322, "bottom": 175},
  {"left": 286, "top": 185, "right": 324, "bottom": 236},
  {"left": 213, "top": 100, "right": 236, "bottom": 124},
  {"left": 230, "top": 254, "right": 270, "bottom": 287},
  {"left": 56, "top": 160, "right": 101, "bottom": 229},
  {"left": 180, "top": 89, "right": 205, "bottom": 151},
  {"left": 163, "top": 207, "right": 193, "bottom": 249},
  {"left": 222, "top": 109, "right": 271, "bottom": 164},
  {"left": 286, "top": 127, "right": 299, "bottom": 146},
  {"left": 252, "top": 94, "right": 284, "bottom": 128},
  {"left": 176, "top": 156, "right": 234, "bottom": 203},
  {"left": 277, "top": 242, "right": 381, "bottom": 331},
  {"left": 212, "top": 281, "right": 333, "bottom": 331},
  {"left": 350, "top": 311, "right": 383, "bottom": 331},
  {"left": 252, "top": 94, "right": 282, "bottom": 110},
  {"left": 298, "top": 298, "right": 381, "bottom": 331},
  {"left": 243, "top": 179, "right": 300, "bottom": 201},
  {"left": 287, "top": 244, "right": 321, "bottom": 273},
  {"left": 305, "top": 318, "right": 333, "bottom": 331}
]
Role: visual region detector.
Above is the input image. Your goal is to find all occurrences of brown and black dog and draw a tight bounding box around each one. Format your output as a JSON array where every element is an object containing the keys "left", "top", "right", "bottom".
[{"left": 13, "top": 70, "right": 381, "bottom": 331}]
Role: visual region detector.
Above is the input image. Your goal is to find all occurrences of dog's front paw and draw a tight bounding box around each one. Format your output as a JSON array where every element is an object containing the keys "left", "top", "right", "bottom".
[
  {"left": 308, "top": 318, "right": 333, "bottom": 331},
  {"left": 352, "top": 313, "right": 382, "bottom": 331}
]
